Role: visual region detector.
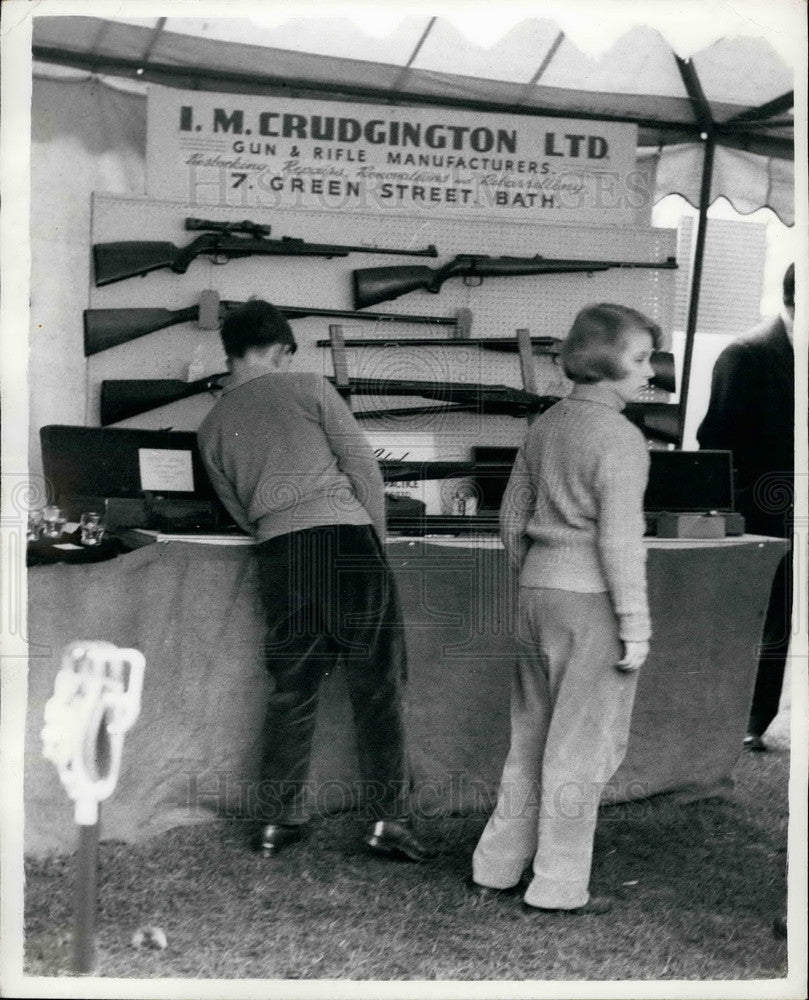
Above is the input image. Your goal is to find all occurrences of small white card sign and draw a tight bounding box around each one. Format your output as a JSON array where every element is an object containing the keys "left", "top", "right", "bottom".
[{"left": 138, "top": 448, "right": 194, "bottom": 493}]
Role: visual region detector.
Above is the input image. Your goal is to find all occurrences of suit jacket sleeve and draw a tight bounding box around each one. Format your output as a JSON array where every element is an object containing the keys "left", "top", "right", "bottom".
[{"left": 696, "top": 343, "right": 755, "bottom": 456}]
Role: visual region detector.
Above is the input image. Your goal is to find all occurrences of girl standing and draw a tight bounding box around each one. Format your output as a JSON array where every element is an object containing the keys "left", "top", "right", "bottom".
[{"left": 471, "top": 303, "right": 660, "bottom": 914}]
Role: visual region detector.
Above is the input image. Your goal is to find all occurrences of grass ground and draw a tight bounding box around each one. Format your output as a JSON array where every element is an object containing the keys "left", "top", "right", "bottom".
[{"left": 24, "top": 750, "right": 790, "bottom": 982}]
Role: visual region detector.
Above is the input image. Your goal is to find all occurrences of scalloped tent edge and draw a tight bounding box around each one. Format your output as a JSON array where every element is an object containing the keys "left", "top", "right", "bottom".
[{"left": 31, "top": 15, "right": 795, "bottom": 213}]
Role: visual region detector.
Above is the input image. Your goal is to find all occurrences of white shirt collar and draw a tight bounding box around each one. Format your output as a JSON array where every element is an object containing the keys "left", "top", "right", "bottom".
[{"left": 780, "top": 307, "right": 794, "bottom": 344}]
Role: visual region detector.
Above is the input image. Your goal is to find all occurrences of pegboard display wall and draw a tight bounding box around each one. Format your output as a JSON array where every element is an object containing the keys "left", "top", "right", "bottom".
[{"left": 89, "top": 192, "right": 677, "bottom": 459}]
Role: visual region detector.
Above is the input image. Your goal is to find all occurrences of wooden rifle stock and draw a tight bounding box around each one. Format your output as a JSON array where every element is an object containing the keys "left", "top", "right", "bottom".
[
  {"left": 84, "top": 305, "right": 205, "bottom": 356},
  {"left": 353, "top": 254, "right": 677, "bottom": 308},
  {"left": 100, "top": 374, "right": 228, "bottom": 426}
]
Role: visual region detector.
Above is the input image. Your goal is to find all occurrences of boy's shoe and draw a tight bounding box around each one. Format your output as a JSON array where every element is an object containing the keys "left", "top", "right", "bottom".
[
  {"left": 257, "top": 823, "right": 308, "bottom": 856},
  {"left": 743, "top": 733, "right": 767, "bottom": 752},
  {"left": 363, "top": 820, "right": 435, "bottom": 862}
]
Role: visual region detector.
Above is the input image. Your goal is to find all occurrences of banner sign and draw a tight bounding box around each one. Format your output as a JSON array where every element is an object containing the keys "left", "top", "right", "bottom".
[{"left": 147, "top": 86, "right": 642, "bottom": 223}]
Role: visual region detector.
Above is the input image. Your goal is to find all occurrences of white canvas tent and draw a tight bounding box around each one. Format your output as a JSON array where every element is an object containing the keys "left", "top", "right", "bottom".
[
  {"left": 29, "top": 10, "right": 798, "bottom": 436},
  {"left": 32, "top": 14, "right": 795, "bottom": 211}
]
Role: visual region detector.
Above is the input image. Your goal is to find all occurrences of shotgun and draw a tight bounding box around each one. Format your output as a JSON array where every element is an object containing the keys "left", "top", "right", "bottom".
[
  {"left": 83, "top": 303, "right": 457, "bottom": 357},
  {"left": 99, "top": 372, "right": 678, "bottom": 442},
  {"left": 314, "top": 337, "right": 676, "bottom": 394},
  {"left": 356, "top": 400, "right": 680, "bottom": 444},
  {"left": 353, "top": 254, "right": 678, "bottom": 308},
  {"left": 93, "top": 217, "right": 439, "bottom": 287},
  {"left": 99, "top": 375, "right": 550, "bottom": 426},
  {"left": 354, "top": 396, "right": 680, "bottom": 444}
]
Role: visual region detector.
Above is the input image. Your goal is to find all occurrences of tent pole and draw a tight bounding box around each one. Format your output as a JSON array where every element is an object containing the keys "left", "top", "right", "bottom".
[
  {"left": 673, "top": 54, "right": 717, "bottom": 450},
  {"left": 677, "top": 133, "right": 715, "bottom": 448}
]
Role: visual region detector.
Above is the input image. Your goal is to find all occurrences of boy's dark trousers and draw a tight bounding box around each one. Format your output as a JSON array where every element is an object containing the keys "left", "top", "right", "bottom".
[{"left": 254, "top": 523, "right": 409, "bottom": 823}]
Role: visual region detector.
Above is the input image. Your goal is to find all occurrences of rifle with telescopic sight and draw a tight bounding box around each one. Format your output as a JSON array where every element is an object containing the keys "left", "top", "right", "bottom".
[{"left": 93, "top": 217, "right": 439, "bottom": 287}]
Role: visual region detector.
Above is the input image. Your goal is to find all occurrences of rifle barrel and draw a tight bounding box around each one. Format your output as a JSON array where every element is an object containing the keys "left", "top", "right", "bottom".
[
  {"left": 281, "top": 306, "right": 454, "bottom": 324},
  {"left": 355, "top": 404, "right": 476, "bottom": 420},
  {"left": 315, "top": 336, "right": 558, "bottom": 351},
  {"left": 272, "top": 237, "right": 437, "bottom": 258},
  {"left": 328, "top": 242, "right": 438, "bottom": 258},
  {"left": 334, "top": 377, "right": 541, "bottom": 403}
]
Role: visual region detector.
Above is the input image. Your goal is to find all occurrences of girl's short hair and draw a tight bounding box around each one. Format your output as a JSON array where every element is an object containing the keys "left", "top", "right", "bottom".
[
  {"left": 560, "top": 303, "right": 662, "bottom": 384},
  {"left": 220, "top": 299, "right": 298, "bottom": 359}
]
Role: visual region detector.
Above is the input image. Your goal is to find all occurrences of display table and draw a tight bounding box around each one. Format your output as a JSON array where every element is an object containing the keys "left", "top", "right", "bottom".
[{"left": 25, "top": 534, "right": 787, "bottom": 856}]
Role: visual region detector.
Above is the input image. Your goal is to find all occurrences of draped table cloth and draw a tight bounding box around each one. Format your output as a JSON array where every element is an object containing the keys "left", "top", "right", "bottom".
[{"left": 24, "top": 534, "right": 787, "bottom": 856}]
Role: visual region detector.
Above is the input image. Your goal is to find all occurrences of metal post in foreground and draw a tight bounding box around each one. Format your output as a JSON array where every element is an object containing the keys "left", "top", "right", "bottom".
[
  {"left": 42, "top": 642, "right": 145, "bottom": 974},
  {"left": 72, "top": 819, "right": 100, "bottom": 973}
]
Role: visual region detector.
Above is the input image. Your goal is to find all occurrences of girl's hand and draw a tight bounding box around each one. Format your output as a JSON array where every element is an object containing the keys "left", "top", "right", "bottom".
[{"left": 616, "top": 641, "right": 649, "bottom": 672}]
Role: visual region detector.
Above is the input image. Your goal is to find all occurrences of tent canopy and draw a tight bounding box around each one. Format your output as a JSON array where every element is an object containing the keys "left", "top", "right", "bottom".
[
  {"left": 33, "top": 14, "right": 794, "bottom": 161},
  {"left": 25, "top": 12, "right": 798, "bottom": 447}
]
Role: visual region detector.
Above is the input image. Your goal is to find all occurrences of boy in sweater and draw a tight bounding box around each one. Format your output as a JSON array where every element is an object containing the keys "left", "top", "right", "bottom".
[
  {"left": 471, "top": 303, "right": 659, "bottom": 914},
  {"left": 198, "top": 300, "right": 431, "bottom": 862}
]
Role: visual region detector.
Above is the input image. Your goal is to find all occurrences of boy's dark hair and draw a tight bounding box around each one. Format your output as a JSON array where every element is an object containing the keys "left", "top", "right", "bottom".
[
  {"left": 783, "top": 263, "right": 794, "bottom": 310},
  {"left": 220, "top": 299, "right": 297, "bottom": 359},
  {"left": 560, "top": 303, "right": 662, "bottom": 384}
]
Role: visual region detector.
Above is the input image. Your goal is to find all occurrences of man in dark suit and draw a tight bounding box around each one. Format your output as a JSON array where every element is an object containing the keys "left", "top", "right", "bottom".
[{"left": 697, "top": 263, "right": 794, "bottom": 750}]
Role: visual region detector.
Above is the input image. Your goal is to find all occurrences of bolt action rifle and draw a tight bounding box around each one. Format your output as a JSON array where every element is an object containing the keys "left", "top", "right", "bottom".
[
  {"left": 92, "top": 217, "right": 439, "bottom": 287},
  {"left": 353, "top": 254, "right": 677, "bottom": 308},
  {"left": 99, "top": 375, "right": 550, "bottom": 426},
  {"left": 354, "top": 400, "right": 681, "bottom": 445},
  {"left": 98, "top": 373, "right": 679, "bottom": 443},
  {"left": 83, "top": 302, "right": 457, "bottom": 357}
]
